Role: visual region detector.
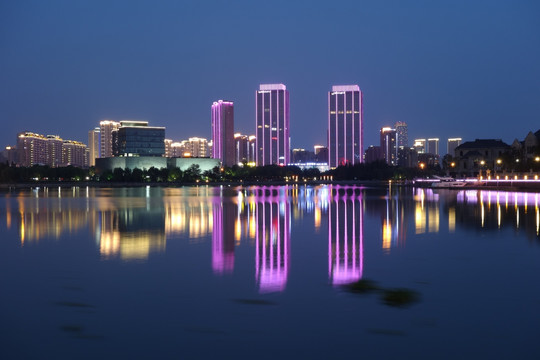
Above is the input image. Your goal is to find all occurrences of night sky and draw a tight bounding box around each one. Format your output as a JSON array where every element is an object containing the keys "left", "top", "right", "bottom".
[{"left": 1, "top": 0, "right": 539, "bottom": 152}]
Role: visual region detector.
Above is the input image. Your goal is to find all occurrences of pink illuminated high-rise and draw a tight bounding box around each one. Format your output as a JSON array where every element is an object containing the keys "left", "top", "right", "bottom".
[
  {"left": 256, "top": 84, "right": 290, "bottom": 166},
  {"left": 212, "top": 100, "right": 235, "bottom": 167},
  {"left": 328, "top": 85, "right": 363, "bottom": 168}
]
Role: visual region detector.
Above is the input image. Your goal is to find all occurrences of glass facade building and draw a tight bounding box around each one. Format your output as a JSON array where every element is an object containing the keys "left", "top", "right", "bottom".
[
  {"left": 256, "top": 84, "right": 290, "bottom": 166},
  {"left": 116, "top": 121, "right": 165, "bottom": 157},
  {"left": 328, "top": 85, "right": 363, "bottom": 168}
]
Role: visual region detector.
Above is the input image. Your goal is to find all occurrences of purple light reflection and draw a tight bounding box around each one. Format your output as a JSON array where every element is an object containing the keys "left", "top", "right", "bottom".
[
  {"left": 254, "top": 187, "right": 291, "bottom": 293},
  {"left": 211, "top": 200, "right": 236, "bottom": 275},
  {"left": 328, "top": 186, "right": 364, "bottom": 285}
]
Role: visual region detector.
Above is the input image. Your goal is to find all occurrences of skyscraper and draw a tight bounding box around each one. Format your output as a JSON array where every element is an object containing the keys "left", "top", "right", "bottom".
[
  {"left": 427, "top": 138, "right": 439, "bottom": 155},
  {"left": 211, "top": 100, "right": 235, "bottom": 167},
  {"left": 99, "top": 120, "right": 120, "bottom": 158},
  {"left": 380, "top": 127, "right": 397, "bottom": 165},
  {"left": 256, "top": 84, "right": 290, "bottom": 166},
  {"left": 394, "top": 121, "right": 408, "bottom": 148},
  {"left": 88, "top": 127, "right": 100, "bottom": 166},
  {"left": 447, "top": 138, "right": 462, "bottom": 156},
  {"left": 328, "top": 85, "right": 363, "bottom": 168}
]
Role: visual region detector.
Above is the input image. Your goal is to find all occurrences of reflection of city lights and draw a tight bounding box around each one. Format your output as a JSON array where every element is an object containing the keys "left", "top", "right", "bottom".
[
  {"left": 448, "top": 207, "right": 455, "bottom": 233},
  {"left": 382, "top": 219, "right": 391, "bottom": 250}
]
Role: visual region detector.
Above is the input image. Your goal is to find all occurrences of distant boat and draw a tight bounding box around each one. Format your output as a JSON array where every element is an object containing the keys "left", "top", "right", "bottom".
[
  {"left": 430, "top": 176, "right": 466, "bottom": 188},
  {"left": 412, "top": 176, "right": 466, "bottom": 188}
]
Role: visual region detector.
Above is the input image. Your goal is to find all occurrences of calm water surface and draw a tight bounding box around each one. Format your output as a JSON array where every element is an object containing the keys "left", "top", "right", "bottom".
[{"left": 1, "top": 185, "right": 540, "bottom": 359}]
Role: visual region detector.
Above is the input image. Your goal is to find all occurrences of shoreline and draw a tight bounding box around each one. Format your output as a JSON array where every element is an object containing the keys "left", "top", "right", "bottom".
[{"left": 2, "top": 180, "right": 540, "bottom": 192}]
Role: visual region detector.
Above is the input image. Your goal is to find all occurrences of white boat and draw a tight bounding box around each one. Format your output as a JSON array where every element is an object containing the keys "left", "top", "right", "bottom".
[{"left": 431, "top": 176, "right": 466, "bottom": 188}]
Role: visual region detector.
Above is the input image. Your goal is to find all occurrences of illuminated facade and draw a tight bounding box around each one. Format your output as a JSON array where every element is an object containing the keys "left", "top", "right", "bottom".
[
  {"left": 164, "top": 139, "right": 173, "bottom": 157},
  {"left": 211, "top": 100, "right": 235, "bottom": 167},
  {"left": 99, "top": 120, "right": 120, "bottom": 158},
  {"left": 115, "top": 121, "right": 165, "bottom": 157},
  {"left": 328, "top": 85, "right": 363, "bottom": 168},
  {"left": 16, "top": 132, "right": 88, "bottom": 168},
  {"left": 234, "top": 133, "right": 256, "bottom": 165},
  {"left": 256, "top": 84, "right": 290, "bottom": 166},
  {"left": 394, "top": 121, "right": 408, "bottom": 148},
  {"left": 47, "top": 135, "right": 63, "bottom": 167},
  {"left": 413, "top": 139, "right": 426, "bottom": 154},
  {"left": 88, "top": 127, "right": 100, "bottom": 166},
  {"left": 380, "top": 127, "right": 397, "bottom": 166},
  {"left": 62, "top": 140, "right": 89, "bottom": 167}
]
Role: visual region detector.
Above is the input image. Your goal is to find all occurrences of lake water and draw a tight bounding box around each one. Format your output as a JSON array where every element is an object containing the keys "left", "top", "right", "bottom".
[{"left": 1, "top": 184, "right": 540, "bottom": 359}]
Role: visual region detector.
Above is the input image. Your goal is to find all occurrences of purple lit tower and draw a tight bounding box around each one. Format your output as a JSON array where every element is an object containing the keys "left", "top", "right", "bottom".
[
  {"left": 328, "top": 187, "right": 364, "bottom": 285},
  {"left": 212, "top": 199, "right": 237, "bottom": 274},
  {"left": 212, "top": 100, "right": 235, "bottom": 167},
  {"left": 255, "top": 187, "right": 291, "bottom": 293},
  {"left": 328, "top": 85, "right": 363, "bottom": 168},
  {"left": 256, "top": 84, "right": 290, "bottom": 166}
]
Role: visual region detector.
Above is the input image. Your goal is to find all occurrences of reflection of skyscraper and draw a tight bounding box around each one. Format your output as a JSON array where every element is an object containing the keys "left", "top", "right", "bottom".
[
  {"left": 328, "top": 85, "right": 363, "bottom": 168},
  {"left": 212, "top": 100, "right": 235, "bottom": 167},
  {"left": 328, "top": 188, "right": 363, "bottom": 285},
  {"left": 256, "top": 84, "right": 290, "bottom": 166},
  {"left": 212, "top": 199, "right": 237, "bottom": 274},
  {"left": 255, "top": 188, "right": 290, "bottom": 293}
]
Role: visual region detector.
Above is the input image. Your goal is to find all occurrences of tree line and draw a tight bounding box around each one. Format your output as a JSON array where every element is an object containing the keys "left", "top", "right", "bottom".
[{"left": 0, "top": 161, "right": 443, "bottom": 184}]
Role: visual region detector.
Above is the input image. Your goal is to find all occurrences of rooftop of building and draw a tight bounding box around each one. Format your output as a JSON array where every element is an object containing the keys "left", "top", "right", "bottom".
[{"left": 455, "top": 139, "right": 511, "bottom": 150}]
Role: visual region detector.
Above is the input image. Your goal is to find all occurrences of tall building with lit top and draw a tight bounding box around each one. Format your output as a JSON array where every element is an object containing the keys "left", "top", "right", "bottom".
[
  {"left": 115, "top": 121, "right": 165, "bottom": 157},
  {"left": 328, "top": 85, "right": 363, "bottom": 168},
  {"left": 413, "top": 139, "right": 426, "bottom": 154},
  {"left": 256, "top": 84, "right": 290, "bottom": 166},
  {"left": 427, "top": 138, "right": 439, "bottom": 156},
  {"left": 380, "top": 127, "right": 397, "bottom": 165},
  {"left": 447, "top": 138, "right": 462, "bottom": 156},
  {"left": 99, "top": 120, "right": 120, "bottom": 158},
  {"left": 88, "top": 127, "right": 100, "bottom": 166},
  {"left": 212, "top": 100, "right": 235, "bottom": 167}
]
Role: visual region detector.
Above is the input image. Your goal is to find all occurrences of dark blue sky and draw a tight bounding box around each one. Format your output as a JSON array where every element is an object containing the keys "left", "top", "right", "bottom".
[{"left": 1, "top": 0, "right": 539, "bottom": 152}]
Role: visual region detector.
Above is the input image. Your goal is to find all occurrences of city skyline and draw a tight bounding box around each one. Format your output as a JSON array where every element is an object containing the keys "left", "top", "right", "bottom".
[{"left": 2, "top": 1, "right": 538, "bottom": 152}]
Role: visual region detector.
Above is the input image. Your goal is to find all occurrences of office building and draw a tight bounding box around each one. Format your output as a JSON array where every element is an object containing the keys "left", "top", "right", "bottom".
[
  {"left": 88, "top": 127, "right": 100, "bottom": 166},
  {"left": 212, "top": 100, "right": 235, "bottom": 167},
  {"left": 115, "top": 121, "right": 165, "bottom": 157},
  {"left": 256, "top": 84, "right": 290, "bottom": 166},
  {"left": 427, "top": 138, "right": 439, "bottom": 156},
  {"left": 380, "top": 127, "right": 397, "bottom": 166},
  {"left": 394, "top": 121, "right": 408, "bottom": 148},
  {"left": 447, "top": 138, "right": 462, "bottom": 156},
  {"left": 328, "top": 85, "right": 363, "bottom": 168},
  {"left": 99, "top": 120, "right": 120, "bottom": 158}
]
